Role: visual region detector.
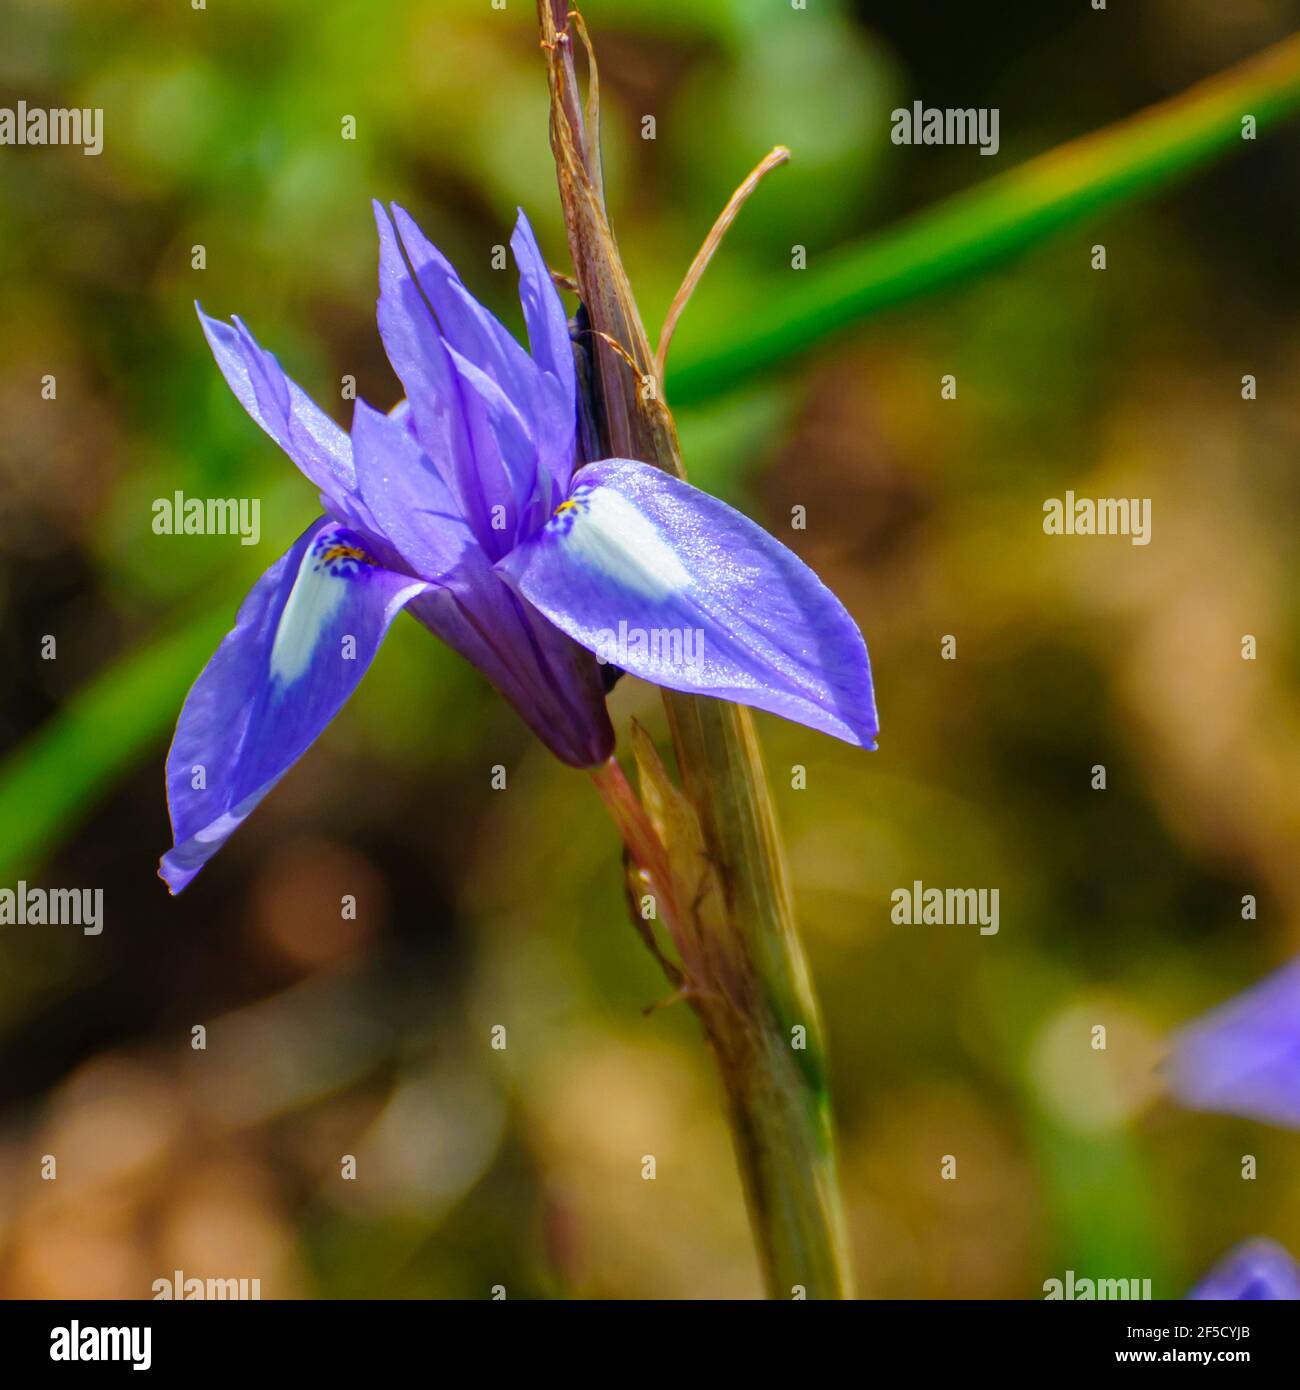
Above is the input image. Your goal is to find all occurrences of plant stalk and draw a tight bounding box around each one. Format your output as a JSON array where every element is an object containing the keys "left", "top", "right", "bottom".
[{"left": 540, "top": 0, "right": 852, "bottom": 1297}]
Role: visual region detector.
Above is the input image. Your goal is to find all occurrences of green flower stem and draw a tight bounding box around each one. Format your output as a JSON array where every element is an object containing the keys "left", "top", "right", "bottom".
[{"left": 659, "top": 695, "right": 852, "bottom": 1297}]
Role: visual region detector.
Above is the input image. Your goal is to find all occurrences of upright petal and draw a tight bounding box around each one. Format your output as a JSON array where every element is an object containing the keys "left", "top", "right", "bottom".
[
  {"left": 511, "top": 209, "right": 578, "bottom": 495},
  {"left": 161, "top": 518, "right": 431, "bottom": 893},
  {"left": 498, "top": 459, "right": 879, "bottom": 748},
  {"left": 196, "top": 306, "right": 363, "bottom": 524},
  {"left": 1187, "top": 1240, "right": 1300, "bottom": 1300},
  {"left": 442, "top": 343, "right": 548, "bottom": 530},
  {"left": 511, "top": 210, "right": 575, "bottom": 403},
  {"left": 381, "top": 204, "right": 574, "bottom": 531},
  {"left": 1167, "top": 960, "right": 1300, "bottom": 1127},
  {"left": 372, "top": 204, "right": 516, "bottom": 554},
  {"left": 389, "top": 203, "right": 540, "bottom": 417},
  {"left": 350, "top": 397, "right": 476, "bottom": 581}
]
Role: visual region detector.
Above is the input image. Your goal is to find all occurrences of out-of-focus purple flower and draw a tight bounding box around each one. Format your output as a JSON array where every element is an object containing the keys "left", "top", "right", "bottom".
[
  {"left": 1187, "top": 1239, "right": 1300, "bottom": 1300},
  {"left": 1166, "top": 959, "right": 1300, "bottom": 1128},
  {"left": 161, "top": 205, "right": 877, "bottom": 893}
]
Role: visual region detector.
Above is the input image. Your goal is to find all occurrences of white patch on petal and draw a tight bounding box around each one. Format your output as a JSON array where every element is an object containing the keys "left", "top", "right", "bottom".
[
  {"left": 563, "top": 486, "right": 690, "bottom": 599},
  {"left": 193, "top": 807, "right": 251, "bottom": 846},
  {"left": 269, "top": 539, "right": 351, "bottom": 685}
]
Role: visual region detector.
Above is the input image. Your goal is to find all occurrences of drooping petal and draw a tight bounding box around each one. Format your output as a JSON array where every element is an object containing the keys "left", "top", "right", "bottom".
[
  {"left": 497, "top": 458, "right": 879, "bottom": 747},
  {"left": 196, "top": 306, "right": 364, "bottom": 525},
  {"left": 1167, "top": 960, "right": 1300, "bottom": 1127},
  {"left": 160, "top": 518, "right": 431, "bottom": 893},
  {"left": 1187, "top": 1240, "right": 1300, "bottom": 1300}
]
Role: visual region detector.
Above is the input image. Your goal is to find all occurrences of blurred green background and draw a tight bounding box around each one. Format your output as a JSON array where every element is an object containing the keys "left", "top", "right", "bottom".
[{"left": 2, "top": 0, "right": 1299, "bottom": 1298}]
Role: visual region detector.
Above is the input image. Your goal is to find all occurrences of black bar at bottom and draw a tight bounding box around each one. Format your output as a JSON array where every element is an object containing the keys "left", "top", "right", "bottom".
[{"left": 0, "top": 1297, "right": 1287, "bottom": 1375}]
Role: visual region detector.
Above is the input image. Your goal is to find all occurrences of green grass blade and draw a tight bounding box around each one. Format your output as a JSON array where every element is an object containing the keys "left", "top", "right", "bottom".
[
  {"left": 0, "top": 607, "right": 232, "bottom": 883},
  {"left": 667, "top": 33, "right": 1300, "bottom": 405}
]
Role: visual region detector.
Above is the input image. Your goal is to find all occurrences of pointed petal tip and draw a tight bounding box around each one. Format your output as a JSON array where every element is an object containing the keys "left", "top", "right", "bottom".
[
  {"left": 1166, "top": 959, "right": 1300, "bottom": 1127},
  {"left": 854, "top": 701, "right": 881, "bottom": 750},
  {"left": 509, "top": 208, "right": 545, "bottom": 261},
  {"left": 388, "top": 202, "right": 418, "bottom": 238},
  {"left": 158, "top": 854, "right": 190, "bottom": 896},
  {"left": 816, "top": 710, "right": 878, "bottom": 752},
  {"left": 348, "top": 395, "right": 383, "bottom": 429},
  {"left": 372, "top": 199, "right": 398, "bottom": 236},
  {"left": 802, "top": 700, "right": 877, "bottom": 751},
  {"left": 195, "top": 302, "right": 228, "bottom": 337}
]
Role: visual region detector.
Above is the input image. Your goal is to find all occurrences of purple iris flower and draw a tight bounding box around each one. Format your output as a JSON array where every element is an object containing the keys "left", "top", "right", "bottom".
[
  {"left": 1187, "top": 1239, "right": 1300, "bottom": 1300},
  {"left": 160, "top": 204, "right": 877, "bottom": 893},
  {"left": 1166, "top": 959, "right": 1300, "bottom": 1128}
]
